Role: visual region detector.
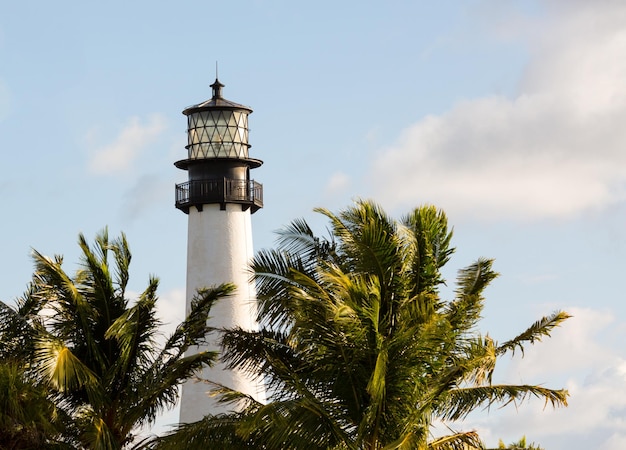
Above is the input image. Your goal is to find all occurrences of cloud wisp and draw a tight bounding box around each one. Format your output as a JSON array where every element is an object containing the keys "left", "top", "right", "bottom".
[
  {"left": 369, "top": 1, "right": 626, "bottom": 221},
  {"left": 88, "top": 114, "right": 166, "bottom": 175},
  {"left": 466, "top": 306, "right": 626, "bottom": 450}
]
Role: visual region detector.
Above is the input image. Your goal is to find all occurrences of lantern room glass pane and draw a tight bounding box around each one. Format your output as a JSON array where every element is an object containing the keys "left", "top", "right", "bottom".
[
  {"left": 186, "top": 110, "right": 250, "bottom": 159},
  {"left": 228, "top": 112, "right": 239, "bottom": 127}
]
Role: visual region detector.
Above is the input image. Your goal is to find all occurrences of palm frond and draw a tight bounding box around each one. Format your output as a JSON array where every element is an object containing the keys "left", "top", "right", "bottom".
[
  {"left": 427, "top": 430, "right": 483, "bottom": 450},
  {"left": 77, "top": 231, "right": 118, "bottom": 313},
  {"left": 402, "top": 204, "right": 455, "bottom": 295},
  {"left": 34, "top": 337, "right": 98, "bottom": 394},
  {"left": 109, "top": 232, "right": 132, "bottom": 295},
  {"left": 496, "top": 311, "right": 571, "bottom": 357},
  {"left": 454, "top": 259, "right": 498, "bottom": 298},
  {"left": 245, "top": 398, "right": 353, "bottom": 450},
  {"left": 159, "top": 284, "right": 235, "bottom": 360},
  {"left": 455, "top": 335, "right": 498, "bottom": 386},
  {"left": 275, "top": 217, "right": 336, "bottom": 262},
  {"left": 251, "top": 248, "right": 313, "bottom": 327},
  {"left": 0, "top": 300, "right": 37, "bottom": 360},
  {"left": 316, "top": 201, "right": 404, "bottom": 298},
  {"left": 447, "top": 259, "right": 498, "bottom": 332},
  {"left": 105, "top": 275, "right": 161, "bottom": 383},
  {"left": 81, "top": 415, "right": 118, "bottom": 450},
  {"left": 220, "top": 327, "right": 298, "bottom": 388},
  {"left": 156, "top": 412, "right": 259, "bottom": 449},
  {"left": 439, "top": 384, "right": 568, "bottom": 421},
  {"left": 120, "top": 285, "right": 235, "bottom": 430}
]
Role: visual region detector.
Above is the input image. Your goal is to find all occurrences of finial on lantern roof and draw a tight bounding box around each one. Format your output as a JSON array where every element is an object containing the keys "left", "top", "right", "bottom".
[
  {"left": 211, "top": 78, "right": 224, "bottom": 100},
  {"left": 182, "top": 72, "right": 252, "bottom": 116}
]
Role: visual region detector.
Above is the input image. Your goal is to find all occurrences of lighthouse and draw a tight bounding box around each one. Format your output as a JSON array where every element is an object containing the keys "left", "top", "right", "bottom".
[{"left": 175, "top": 79, "right": 263, "bottom": 423}]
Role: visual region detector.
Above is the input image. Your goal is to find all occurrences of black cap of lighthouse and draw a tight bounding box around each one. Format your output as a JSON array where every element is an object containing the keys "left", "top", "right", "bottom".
[{"left": 174, "top": 79, "right": 263, "bottom": 214}]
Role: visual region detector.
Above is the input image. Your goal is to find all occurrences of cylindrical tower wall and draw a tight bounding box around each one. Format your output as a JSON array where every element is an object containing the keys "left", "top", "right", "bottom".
[
  {"left": 179, "top": 203, "right": 261, "bottom": 424},
  {"left": 188, "top": 160, "right": 248, "bottom": 182}
]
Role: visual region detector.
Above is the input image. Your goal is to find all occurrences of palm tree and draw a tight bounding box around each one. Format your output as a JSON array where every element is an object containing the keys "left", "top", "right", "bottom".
[
  {"left": 0, "top": 359, "right": 73, "bottom": 449},
  {"left": 158, "top": 200, "right": 569, "bottom": 449},
  {"left": 0, "top": 229, "right": 234, "bottom": 449},
  {"left": 494, "top": 436, "right": 543, "bottom": 449},
  {"left": 0, "top": 288, "right": 73, "bottom": 448}
]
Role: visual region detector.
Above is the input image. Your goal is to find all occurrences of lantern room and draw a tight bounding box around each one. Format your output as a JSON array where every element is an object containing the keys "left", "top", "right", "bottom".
[
  {"left": 183, "top": 79, "right": 252, "bottom": 160},
  {"left": 174, "top": 79, "right": 263, "bottom": 214}
]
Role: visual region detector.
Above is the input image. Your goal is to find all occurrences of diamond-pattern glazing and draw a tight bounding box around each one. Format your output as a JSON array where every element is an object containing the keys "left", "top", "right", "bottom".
[{"left": 187, "top": 110, "right": 250, "bottom": 159}]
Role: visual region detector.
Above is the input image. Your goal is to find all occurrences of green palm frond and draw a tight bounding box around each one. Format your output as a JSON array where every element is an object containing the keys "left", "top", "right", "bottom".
[
  {"left": 0, "top": 300, "right": 37, "bottom": 360},
  {"left": 206, "top": 382, "right": 264, "bottom": 410},
  {"left": 275, "top": 217, "right": 336, "bottom": 263},
  {"left": 0, "top": 361, "right": 70, "bottom": 448},
  {"left": 454, "top": 258, "right": 499, "bottom": 298},
  {"left": 439, "top": 384, "right": 568, "bottom": 421},
  {"left": 159, "top": 396, "right": 352, "bottom": 449},
  {"left": 252, "top": 248, "right": 313, "bottom": 327},
  {"left": 427, "top": 430, "right": 483, "bottom": 450},
  {"left": 127, "top": 351, "right": 217, "bottom": 430},
  {"left": 34, "top": 337, "right": 98, "bottom": 394},
  {"left": 31, "top": 248, "right": 108, "bottom": 370},
  {"left": 121, "top": 285, "right": 236, "bottom": 430},
  {"left": 105, "top": 275, "right": 161, "bottom": 382},
  {"left": 220, "top": 327, "right": 303, "bottom": 392},
  {"left": 316, "top": 201, "right": 403, "bottom": 293},
  {"left": 446, "top": 259, "right": 498, "bottom": 332},
  {"left": 241, "top": 396, "right": 352, "bottom": 450},
  {"left": 496, "top": 311, "right": 572, "bottom": 357},
  {"left": 77, "top": 231, "right": 119, "bottom": 316},
  {"left": 109, "top": 232, "right": 132, "bottom": 294},
  {"left": 81, "top": 415, "right": 118, "bottom": 450},
  {"left": 157, "top": 412, "right": 259, "bottom": 449},
  {"left": 445, "top": 335, "right": 498, "bottom": 386},
  {"left": 403, "top": 204, "right": 455, "bottom": 295},
  {"left": 159, "top": 284, "right": 234, "bottom": 358}
]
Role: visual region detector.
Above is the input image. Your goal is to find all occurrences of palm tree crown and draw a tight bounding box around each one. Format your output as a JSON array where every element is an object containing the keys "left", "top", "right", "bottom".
[
  {"left": 0, "top": 229, "right": 234, "bottom": 449},
  {"left": 159, "top": 200, "right": 570, "bottom": 449}
]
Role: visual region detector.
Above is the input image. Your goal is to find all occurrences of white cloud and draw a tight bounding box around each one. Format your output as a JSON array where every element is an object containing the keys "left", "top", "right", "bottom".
[
  {"left": 484, "top": 359, "right": 626, "bottom": 450},
  {"left": 369, "top": 1, "right": 626, "bottom": 221},
  {"left": 155, "top": 287, "right": 186, "bottom": 340},
  {"left": 464, "top": 306, "right": 626, "bottom": 450},
  {"left": 325, "top": 171, "right": 351, "bottom": 195},
  {"left": 501, "top": 307, "right": 617, "bottom": 378},
  {"left": 88, "top": 114, "right": 166, "bottom": 175}
]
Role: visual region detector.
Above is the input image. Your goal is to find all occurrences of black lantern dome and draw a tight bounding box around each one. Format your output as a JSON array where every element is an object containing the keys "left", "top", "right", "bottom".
[{"left": 175, "top": 79, "right": 263, "bottom": 214}]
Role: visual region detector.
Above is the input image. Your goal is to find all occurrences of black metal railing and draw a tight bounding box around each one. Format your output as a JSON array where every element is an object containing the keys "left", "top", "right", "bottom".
[{"left": 175, "top": 178, "right": 263, "bottom": 213}]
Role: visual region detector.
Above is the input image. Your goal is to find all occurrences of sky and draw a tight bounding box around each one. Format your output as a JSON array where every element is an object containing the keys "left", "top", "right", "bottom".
[{"left": 1, "top": 0, "right": 625, "bottom": 448}]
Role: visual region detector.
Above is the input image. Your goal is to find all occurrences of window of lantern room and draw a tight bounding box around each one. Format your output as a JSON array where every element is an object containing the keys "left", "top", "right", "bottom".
[{"left": 187, "top": 110, "right": 249, "bottom": 160}]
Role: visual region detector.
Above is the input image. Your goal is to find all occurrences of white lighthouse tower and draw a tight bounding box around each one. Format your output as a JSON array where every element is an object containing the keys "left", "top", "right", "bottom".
[{"left": 175, "top": 79, "right": 263, "bottom": 423}]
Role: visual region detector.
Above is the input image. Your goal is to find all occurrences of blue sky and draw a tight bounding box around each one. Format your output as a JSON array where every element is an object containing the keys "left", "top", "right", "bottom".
[{"left": 1, "top": 1, "right": 625, "bottom": 448}]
